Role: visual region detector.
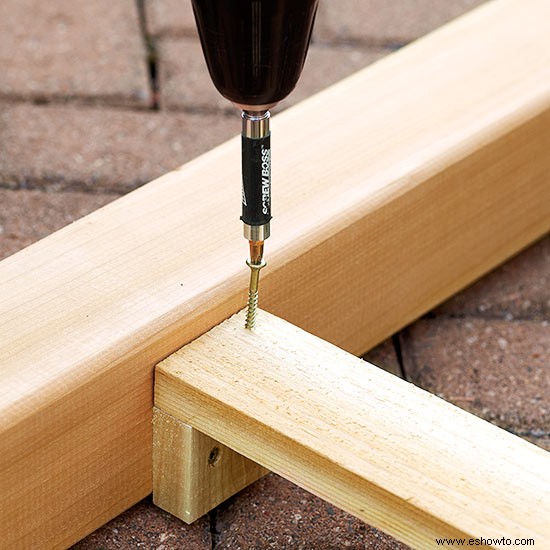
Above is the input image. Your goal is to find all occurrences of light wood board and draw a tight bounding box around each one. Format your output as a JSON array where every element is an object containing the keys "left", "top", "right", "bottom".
[
  {"left": 152, "top": 408, "right": 268, "bottom": 523},
  {"left": 0, "top": 0, "right": 549, "bottom": 546},
  {"left": 156, "top": 310, "right": 550, "bottom": 549}
]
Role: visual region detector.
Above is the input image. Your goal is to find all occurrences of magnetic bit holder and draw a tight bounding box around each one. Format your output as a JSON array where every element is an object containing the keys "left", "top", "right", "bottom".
[{"left": 241, "top": 110, "right": 271, "bottom": 330}]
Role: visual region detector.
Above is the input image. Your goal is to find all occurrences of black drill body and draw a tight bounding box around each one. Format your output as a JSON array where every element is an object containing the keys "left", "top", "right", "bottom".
[{"left": 191, "top": 0, "right": 318, "bottom": 108}]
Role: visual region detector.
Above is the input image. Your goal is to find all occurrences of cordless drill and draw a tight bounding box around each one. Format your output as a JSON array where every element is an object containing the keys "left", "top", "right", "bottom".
[{"left": 191, "top": 0, "right": 319, "bottom": 328}]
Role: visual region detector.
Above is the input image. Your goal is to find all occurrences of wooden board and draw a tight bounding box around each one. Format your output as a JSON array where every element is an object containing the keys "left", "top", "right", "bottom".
[
  {"left": 152, "top": 408, "right": 268, "bottom": 523},
  {"left": 155, "top": 310, "right": 550, "bottom": 549},
  {"left": 1, "top": 0, "right": 549, "bottom": 546}
]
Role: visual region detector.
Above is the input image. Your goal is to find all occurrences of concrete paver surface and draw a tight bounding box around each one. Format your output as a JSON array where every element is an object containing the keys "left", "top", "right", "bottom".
[{"left": 0, "top": 0, "right": 150, "bottom": 106}]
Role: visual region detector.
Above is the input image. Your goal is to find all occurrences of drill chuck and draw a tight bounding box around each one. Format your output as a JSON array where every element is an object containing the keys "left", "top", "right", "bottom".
[{"left": 241, "top": 110, "right": 271, "bottom": 241}]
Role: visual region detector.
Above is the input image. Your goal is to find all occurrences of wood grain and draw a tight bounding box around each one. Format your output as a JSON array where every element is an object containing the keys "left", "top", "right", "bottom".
[
  {"left": 156, "top": 310, "right": 550, "bottom": 549},
  {"left": 1, "top": 0, "right": 549, "bottom": 546},
  {"left": 152, "top": 408, "right": 268, "bottom": 523}
]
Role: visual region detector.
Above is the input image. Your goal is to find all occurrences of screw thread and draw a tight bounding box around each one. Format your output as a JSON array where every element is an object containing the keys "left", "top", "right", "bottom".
[{"left": 245, "top": 289, "right": 259, "bottom": 329}]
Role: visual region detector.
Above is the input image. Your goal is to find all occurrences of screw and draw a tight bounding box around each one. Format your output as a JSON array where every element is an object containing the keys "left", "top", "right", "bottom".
[{"left": 245, "top": 258, "right": 266, "bottom": 329}]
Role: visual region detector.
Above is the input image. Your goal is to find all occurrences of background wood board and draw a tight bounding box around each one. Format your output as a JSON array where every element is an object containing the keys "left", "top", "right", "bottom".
[
  {"left": 1, "top": 0, "right": 549, "bottom": 547},
  {"left": 155, "top": 310, "right": 550, "bottom": 549}
]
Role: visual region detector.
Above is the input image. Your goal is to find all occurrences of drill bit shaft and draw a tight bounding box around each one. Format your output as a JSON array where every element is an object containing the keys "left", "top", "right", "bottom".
[{"left": 241, "top": 111, "right": 270, "bottom": 330}]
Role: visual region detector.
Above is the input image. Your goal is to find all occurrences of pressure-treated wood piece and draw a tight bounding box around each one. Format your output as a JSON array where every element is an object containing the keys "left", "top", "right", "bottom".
[
  {"left": 156, "top": 310, "right": 550, "bottom": 549},
  {"left": 1, "top": 0, "right": 549, "bottom": 546},
  {"left": 152, "top": 407, "right": 268, "bottom": 523}
]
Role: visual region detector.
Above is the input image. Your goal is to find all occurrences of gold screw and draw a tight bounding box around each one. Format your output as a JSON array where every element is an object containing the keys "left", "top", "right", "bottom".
[{"left": 245, "top": 257, "right": 266, "bottom": 329}]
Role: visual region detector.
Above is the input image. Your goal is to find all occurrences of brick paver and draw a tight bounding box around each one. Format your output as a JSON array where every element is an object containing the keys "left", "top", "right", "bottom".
[
  {"left": 214, "top": 473, "right": 408, "bottom": 550},
  {"left": 434, "top": 236, "right": 550, "bottom": 320},
  {"left": 145, "top": 0, "right": 196, "bottom": 37},
  {"left": 0, "top": 0, "right": 150, "bottom": 106},
  {"left": 0, "top": 188, "right": 116, "bottom": 260},
  {"left": 71, "top": 497, "right": 211, "bottom": 550},
  {"left": 314, "top": 0, "right": 488, "bottom": 46},
  {"left": 401, "top": 318, "right": 550, "bottom": 449},
  {"left": 0, "top": 102, "right": 237, "bottom": 192}
]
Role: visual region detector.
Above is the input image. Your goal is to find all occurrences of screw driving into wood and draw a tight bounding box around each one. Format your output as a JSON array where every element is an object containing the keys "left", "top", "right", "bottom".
[
  {"left": 244, "top": 258, "right": 266, "bottom": 329},
  {"left": 245, "top": 242, "right": 266, "bottom": 329}
]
